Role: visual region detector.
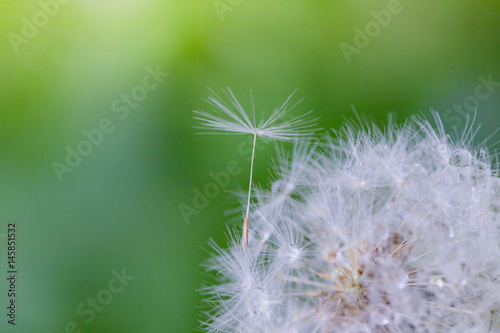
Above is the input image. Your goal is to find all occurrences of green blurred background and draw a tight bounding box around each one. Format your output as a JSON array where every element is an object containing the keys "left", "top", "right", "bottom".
[{"left": 0, "top": 1, "right": 499, "bottom": 332}]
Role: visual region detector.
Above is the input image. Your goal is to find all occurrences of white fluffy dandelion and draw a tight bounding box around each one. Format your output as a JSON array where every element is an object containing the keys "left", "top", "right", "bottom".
[{"left": 198, "top": 96, "right": 500, "bottom": 332}]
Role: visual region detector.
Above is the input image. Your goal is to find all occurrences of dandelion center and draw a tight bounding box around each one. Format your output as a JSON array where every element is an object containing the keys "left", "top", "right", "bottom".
[{"left": 312, "top": 233, "right": 412, "bottom": 326}]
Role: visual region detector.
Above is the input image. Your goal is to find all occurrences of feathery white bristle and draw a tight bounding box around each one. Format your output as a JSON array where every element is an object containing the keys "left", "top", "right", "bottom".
[{"left": 193, "top": 87, "right": 320, "bottom": 141}]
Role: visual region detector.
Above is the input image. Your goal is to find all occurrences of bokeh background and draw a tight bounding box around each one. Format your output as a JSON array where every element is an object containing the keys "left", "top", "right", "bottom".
[{"left": 0, "top": 1, "right": 499, "bottom": 332}]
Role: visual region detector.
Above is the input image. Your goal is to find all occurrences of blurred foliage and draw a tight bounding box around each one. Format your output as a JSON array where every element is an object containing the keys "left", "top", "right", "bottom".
[{"left": 0, "top": 0, "right": 499, "bottom": 332}]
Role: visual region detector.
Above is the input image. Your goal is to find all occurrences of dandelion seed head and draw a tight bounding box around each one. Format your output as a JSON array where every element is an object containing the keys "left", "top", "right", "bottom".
[{"left": 200, "top": 110, "right": 500, "bottom": 332}]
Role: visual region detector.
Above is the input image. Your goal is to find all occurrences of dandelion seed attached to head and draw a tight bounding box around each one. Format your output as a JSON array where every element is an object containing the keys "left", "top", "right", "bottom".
[{"left": 194, "top": 88, "right": 319, "bottom": 249}]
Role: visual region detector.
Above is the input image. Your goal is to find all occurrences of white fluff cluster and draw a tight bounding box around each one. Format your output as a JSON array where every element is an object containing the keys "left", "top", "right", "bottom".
[
  {"left": 200, "top": 111, "right": 500, "bottom": 332},
  {"left": 194, "top": 87, "right": 318, "bottom": 141}
]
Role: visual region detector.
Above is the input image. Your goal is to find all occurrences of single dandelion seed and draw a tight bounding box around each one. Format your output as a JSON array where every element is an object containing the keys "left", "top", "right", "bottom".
[{"left": 194, "top": 88, "right": 319, "bottom": 249}]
